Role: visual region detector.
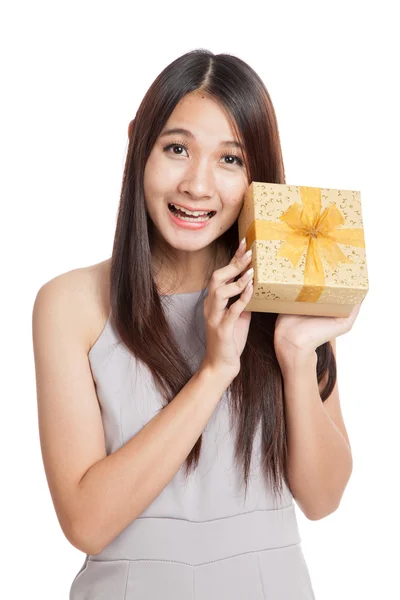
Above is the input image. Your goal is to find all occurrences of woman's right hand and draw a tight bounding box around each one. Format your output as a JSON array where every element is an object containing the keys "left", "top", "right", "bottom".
[{"left": 201, "top": 238, "right": 254, "bottom": 382}]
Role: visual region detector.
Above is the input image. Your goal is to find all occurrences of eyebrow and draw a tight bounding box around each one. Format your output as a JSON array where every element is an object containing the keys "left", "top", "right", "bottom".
[{"left": 159, "top": 127, "right": 244, "bottom": 151}]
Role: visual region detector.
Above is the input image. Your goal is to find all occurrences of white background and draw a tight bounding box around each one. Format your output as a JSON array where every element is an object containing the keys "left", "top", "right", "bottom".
[{"left": 1, "top": 0, "right": 398, "bottom": 598}]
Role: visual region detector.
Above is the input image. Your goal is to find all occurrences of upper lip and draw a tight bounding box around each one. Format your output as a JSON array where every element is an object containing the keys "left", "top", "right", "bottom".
[{"left": 169, "top": 202, "right": 216, "bottom": 213}]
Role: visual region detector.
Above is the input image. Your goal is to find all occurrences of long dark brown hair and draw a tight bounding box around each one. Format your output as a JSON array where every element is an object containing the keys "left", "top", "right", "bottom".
[{"left": 110, "top": 49, "right": 336, "bottom": 503}]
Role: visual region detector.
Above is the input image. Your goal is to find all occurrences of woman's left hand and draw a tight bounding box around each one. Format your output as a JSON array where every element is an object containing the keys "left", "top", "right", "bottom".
[{"left": 274, "top": 302, "right": 363, "bottom": 362}]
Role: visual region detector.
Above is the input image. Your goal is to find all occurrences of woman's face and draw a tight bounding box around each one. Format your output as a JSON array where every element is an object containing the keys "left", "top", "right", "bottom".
[{"left": 143, "top": 91, "right": 249, "bottom": 261}]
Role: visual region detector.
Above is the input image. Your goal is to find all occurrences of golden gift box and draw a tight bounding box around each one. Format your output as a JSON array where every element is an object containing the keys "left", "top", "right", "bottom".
[{"left": 238, "top": 182, "right": 369, "bottom": 317}]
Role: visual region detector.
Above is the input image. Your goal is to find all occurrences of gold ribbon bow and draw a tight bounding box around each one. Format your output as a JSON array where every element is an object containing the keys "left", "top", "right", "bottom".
[{"left": 245, "top": 186, "right": 366, "bottom": 302}]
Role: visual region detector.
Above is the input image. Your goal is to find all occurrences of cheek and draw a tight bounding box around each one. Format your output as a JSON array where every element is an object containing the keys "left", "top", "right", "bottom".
[
  {"left": 144, "top": 155, "right": 177, "bottom": 196},
  {"left": 221, "top": 192, "right": 245, "bottom": 215},
  {"left": 143, "top": 162, "right": 161, "bottom": 200},
  {"left": 218, "top": 174, "right": 248, "bottom": 205}
]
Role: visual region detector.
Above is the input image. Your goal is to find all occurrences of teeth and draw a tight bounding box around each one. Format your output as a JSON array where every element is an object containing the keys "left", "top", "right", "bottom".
[
  {"left": 177, "top": 214, "right": 211, "bottom": 222},
  {"left": 170, "top": 203, "right": 212, "bottom": 217}
]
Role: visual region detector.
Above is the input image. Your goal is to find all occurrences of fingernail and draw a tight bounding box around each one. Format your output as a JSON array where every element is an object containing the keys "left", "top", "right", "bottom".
[{"left": 240, "top": 237, "right": 246, "bottom": 247}]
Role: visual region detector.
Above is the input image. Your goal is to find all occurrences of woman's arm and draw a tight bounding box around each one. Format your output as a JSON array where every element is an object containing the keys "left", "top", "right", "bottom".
[
  {"left": 33, "top": 271, "right": 233, "bottom": 556},
  {"left": 279, "top": 341, "right": 353, "bottom": 521}
]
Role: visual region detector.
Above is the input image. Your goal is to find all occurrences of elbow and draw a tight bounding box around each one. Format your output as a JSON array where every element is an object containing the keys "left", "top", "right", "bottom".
[
  {"left": 69, "top": 520, "right": 104, "bottom": 556},
  {"left": 295, "top": 490, "right": 342, "bottom": 521},
  {"left": 306, "top": 500, "right": 340, "bottom": 521},
  {"left": 305, "top": 490, "right": 346, "bottom": 520},
  {"left": 301, "top": 467, "right": 353, "bottom": 521}
]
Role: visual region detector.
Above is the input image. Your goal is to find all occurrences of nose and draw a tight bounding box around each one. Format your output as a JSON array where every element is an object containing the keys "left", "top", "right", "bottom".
[{"left": 177, "top": 158, "right": 216, "bottom": 200}]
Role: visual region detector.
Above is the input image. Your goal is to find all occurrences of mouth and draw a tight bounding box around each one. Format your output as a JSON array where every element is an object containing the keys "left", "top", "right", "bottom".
[{"left": 167, "top": 203, "right": 217, "bottom": 222}]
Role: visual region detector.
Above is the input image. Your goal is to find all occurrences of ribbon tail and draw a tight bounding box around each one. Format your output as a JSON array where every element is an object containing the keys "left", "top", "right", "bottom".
[
  {"left": 276, "top": 232, "right": 309, "bottom": 269},
  {"left": 296, "top": 237, "right": 326, "bottom": 302},
  {"left": 318, "top": 235, "right": 353, "bottom": 267}
]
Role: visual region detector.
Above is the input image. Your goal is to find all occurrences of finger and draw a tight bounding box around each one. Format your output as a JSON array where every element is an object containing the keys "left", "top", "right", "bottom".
[
  {"left": 210, "top": 262, "right": 254, "bottom": 317},
  {"left": 237, "top": 237, "right": 248, "bottom": 258},
  {"left": 209, "top": 248, "right": 253, "bottom": 295},
  {"left": 222, "top": 265, "right": 254, "bottom": 303},
  {"left": 347, "top": 303, "right": 362, "bottom": 324},
  {"left": 225, "top": 239, "right": 248, "bottom": 284},
  {"left": 205, "top": 241, "right": 252, "bottom": 327},
  {"left": 224, "top": 278, "right": 254, "bottom": 325},
  {"left": 338, "top": 303, "right": 361, "bottom": 325}
]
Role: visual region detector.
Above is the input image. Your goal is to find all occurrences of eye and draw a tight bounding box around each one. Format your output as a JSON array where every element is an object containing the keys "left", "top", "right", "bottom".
[
  {"left": 219, "top": 153, "right": 244, "bottom": 167},
  {"left": 162, "top": 141, "right": 245, "bottom": 167},
  {"left": 163, "top": 141, "right": 190, "bottom": 156}
]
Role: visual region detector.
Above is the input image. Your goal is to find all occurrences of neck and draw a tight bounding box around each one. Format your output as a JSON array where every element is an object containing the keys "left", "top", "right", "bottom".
[{"left": 151, "top": 240, "right": 229, "bottom": 296}]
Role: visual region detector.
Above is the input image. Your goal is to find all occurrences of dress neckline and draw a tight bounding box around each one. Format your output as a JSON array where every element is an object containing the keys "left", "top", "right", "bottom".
[{"left": 160, "top": 288, "right": 207, "bottom": 297}]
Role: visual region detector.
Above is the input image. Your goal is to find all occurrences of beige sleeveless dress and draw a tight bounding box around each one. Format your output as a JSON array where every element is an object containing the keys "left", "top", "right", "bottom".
[{"left": 69, "top": 289, "right": 316, "bottom": 599}]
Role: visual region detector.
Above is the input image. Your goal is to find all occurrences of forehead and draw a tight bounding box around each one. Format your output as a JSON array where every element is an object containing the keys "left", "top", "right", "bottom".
[{"left": 162, "top": 92, "right": 241, "bottom": 147}]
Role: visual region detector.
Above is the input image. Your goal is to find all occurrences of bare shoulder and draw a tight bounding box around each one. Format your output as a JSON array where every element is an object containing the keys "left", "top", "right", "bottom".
[
  {"left": 31, "top": 257, "right": 112, "bottom": 552},
  {"left": 33, "top": 258, "right": 111, "bottom": 355}
]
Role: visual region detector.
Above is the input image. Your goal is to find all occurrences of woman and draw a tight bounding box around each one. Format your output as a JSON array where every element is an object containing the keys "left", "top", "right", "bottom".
[{"left": 32, "top": 48, "right": 360, "bottom": 599}]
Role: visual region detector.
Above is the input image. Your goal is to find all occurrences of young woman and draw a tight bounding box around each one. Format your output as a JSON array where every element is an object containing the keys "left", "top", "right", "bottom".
[{"left": 32, "top": 49, "right": 361, "bottom": 599}]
